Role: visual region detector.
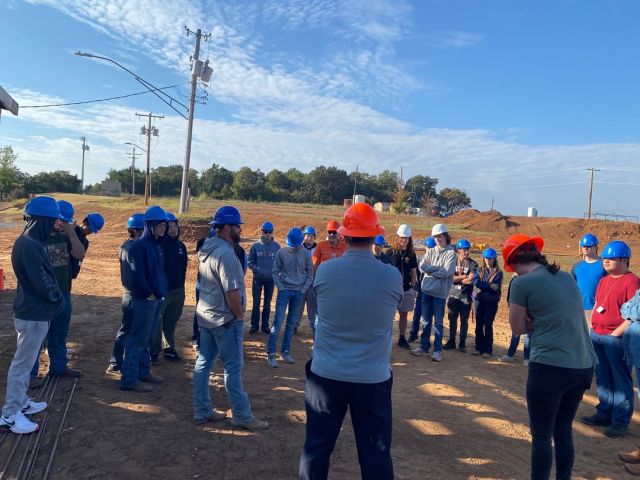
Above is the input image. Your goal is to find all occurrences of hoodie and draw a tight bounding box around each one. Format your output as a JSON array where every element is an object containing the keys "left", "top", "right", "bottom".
[
  {"left": 196, "top": 236, "right": 246, "bottom": 328},
  {"left": 163, "top": 229, "right": 188, "bottom": 290},
  {"left": 248, "top": 238, "right": 281, "bottom": 281},
  {"left": 419, "top": 245, "right": 456, "bottom": 299},
  {"left": 12, "top": 216, "right": 65, "bottom": 321},
  {"left": 129, "top": 221, "right": 168, "bottom": 300},
  {"left": 272, "top": 245, "right": 314, "bottom": 292}
]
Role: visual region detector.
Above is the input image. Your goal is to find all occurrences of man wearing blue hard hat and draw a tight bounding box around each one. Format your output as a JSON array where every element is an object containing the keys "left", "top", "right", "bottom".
[
  {"left": 30, "top": 199, "right": 86, "bottom": 382},
  {"left": 372, "top": 235, "right": 391, "bottom": 264},
  {"left": 193, "top": 205, "right": 268, "bottom": 430},
  {"left": 267, "top": 227, "right": 313, "bottom": 368},
  {"left": 120, "top": 206, "right": 168, "bottom": 392},
  {"left": 571, "top": 233, "right": 607, "bottom": 320},
  {"left": 69, "top": 212, "right": 104, "bottom": 280},
  {"left": 248, "top": 221, "right": 280, "bottom": 334},
  {"left": 106, "top": 213, "right": 145, "bottom": 375},
  {"left": 1, "top": 196, "right": 65, "bottom": 434}
]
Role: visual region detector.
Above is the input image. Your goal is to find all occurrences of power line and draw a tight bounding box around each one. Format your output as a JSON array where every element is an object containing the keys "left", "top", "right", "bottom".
[{"left": 20, "top": 83, "right": 188, "bottom": 109}]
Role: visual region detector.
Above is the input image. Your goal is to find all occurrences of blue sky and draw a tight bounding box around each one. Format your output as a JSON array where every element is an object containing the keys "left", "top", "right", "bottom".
[{"left": 1, "top": 0, "right": 639, "bottom": 218}]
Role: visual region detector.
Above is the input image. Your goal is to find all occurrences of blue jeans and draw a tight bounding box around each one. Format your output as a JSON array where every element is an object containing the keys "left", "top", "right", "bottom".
[
  {"left": 110, "top": 295, "right": 133, "bottom": 368},
  {"left": 419, "top": 294, "right": 446, "bottom": 353},
  {"left": 251, "top": 278, "right": 274, "bottom": 330},
  {"left": 268, "top": 289, "right": 304, "bottom": 355},
  {"left": 31, "top": 292, "right": 71, "bottom": 377},
  {"left": 299, "top": 361, "right": 393, "bottom": 480},
  {"left": 590, "top": 330, "right": 634, "bottom": 426},
  {"left": 192, "top": 321, "right": 253, "bottom": 425},
  {"left": 121, "top": 298, "right": 163, "bottom": 389},
  {"left": 507, "top": 334, "right": 531, "bottom": 359},
  {"left": 475, "top": 301, "right": 499, "bottom": 355},
  {"left": 410, "top": 288, "right": 422, "bottom": 337}
]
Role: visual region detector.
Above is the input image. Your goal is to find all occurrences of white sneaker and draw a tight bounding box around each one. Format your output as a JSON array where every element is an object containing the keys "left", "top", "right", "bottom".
[
  {"left": 523, "top": 360, "right": 529, "bottom": 367},
  {"left": 431, "top": 351, "right": 442, "bottom": 362},
  {"left": 499, "top": 355, "right": 515, "bottom": 362},
  {"left": 410, "top": 347, "right": 429, "bottom": 357},
  {"left": 282, "top": 351, "right": 295, "bottom": 364},
  {"left": 21, "top": 398, "right": 47, "bottom": 415},
  {"left": 0, "top": 411, "right": 39, "bottom": 434},
  {"left": 267, "top": 354, "right": 278, "bottom": 368}
]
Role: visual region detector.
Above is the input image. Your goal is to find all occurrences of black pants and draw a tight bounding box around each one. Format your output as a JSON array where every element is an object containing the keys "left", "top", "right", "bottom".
[
  {"left": 474, "top": 301, "right": 499, "bottom": 355},
  {"left": 527, "top": 362, "right": 593, "bottom": 480},
  {"left": 299, "top": 361, "right": 393, "bottom": 480},
  {"left": 447, "top": 297, "right": 470, "bottom": 346},
  {"left": 251, "top": 278, "right": 274, "bottom": 330}
]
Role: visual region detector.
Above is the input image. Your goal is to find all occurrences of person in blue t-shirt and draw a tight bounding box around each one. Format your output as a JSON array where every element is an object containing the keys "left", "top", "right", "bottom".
[{"left": 571, "top": 233, "right": 607, "bottom": 320}]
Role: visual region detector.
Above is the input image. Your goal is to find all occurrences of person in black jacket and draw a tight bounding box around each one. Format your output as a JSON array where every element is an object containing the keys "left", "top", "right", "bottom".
[
  {"left": 120, "top": 206, "right": 168, "bottom": 392},
  {"left": 0, "top": 197, "right": 64, "bottom": 434},
  {"left": 152, "top": 212, "right": 188, "bottom": 361}
]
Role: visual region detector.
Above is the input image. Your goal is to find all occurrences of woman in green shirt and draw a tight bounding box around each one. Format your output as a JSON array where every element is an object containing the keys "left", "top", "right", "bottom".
[{"left": 504, "top": 234, "right": 597, "bottom": 480}]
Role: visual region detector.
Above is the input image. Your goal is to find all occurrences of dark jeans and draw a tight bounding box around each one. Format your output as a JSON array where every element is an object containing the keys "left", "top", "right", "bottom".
[
  {"left": 299, "top": 361, "right": 393, "bottom": 480},
  {"left": 31, "top": 292, "right": 72, "bottom": 377},
  {"left": 447, "top": 296, "right": 471, "bottom": 346},
  {"left": 251, "top": 278, "right": 274, "bottom": 330},
  {"left": 474, "top": 301, "right": 499, "bottom": 354},
  {"left": 527, "top": 362, "right": 593, "bottom": 480},
  {"left": 410, "top": 288, "right": 422, "bottom": 337},
  {"left": 507, "top": 334, "right": 531, "bottom": 359},
  {"left": 590, "top": 330, "right": 634, "bottom": 425},
  {"left": 152, "top": 287, "right": 186, "bottom": 354},
  {"left": 110, "top": 295, "right": 134, "bottom": 368},
  {"left": 121, "top": 298, "right": 163, "bottom": 388}
]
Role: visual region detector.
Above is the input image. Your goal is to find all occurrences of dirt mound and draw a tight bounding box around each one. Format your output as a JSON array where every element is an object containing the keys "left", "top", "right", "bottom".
[{"left": 449, "top": 209, "right": 513, "bottom": 233}]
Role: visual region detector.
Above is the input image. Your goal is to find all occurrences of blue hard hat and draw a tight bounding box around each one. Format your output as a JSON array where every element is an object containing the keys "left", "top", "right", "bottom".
[
  {"left": 209, "top": 205, "right": 244, "bottom": 226},
  {"left": 57, "top": 200, "right": 75, "bottom": 223},
  {"left": 303, "top": 226, "right": 316, "bottom": 236},
  {"left": 483, "top": 247, "right": 497, "bottom": 259},
  {"left": 85, "top": 212, "right": 105, "bottom": 233},
  {"left": 374, "top": 234, "right": 387, "bottom": 246},
  {"left": 127, "top": 213, "right": 145, "bottom": 229},
  {"left": 24, "top": 196, "right": 61, "bottom": 219},
  {"left": 261, "top": 221, "right": 274, "bottom": 232},
  {"left": 144, "top": 206, "right": 167, "bottom": 223},
  {"left": 580, "top": 233, "right": 598, "bottom": 247},
  {"left": 601, "top": 240, "right": 631, "bottom": 259},
  {"left": 166, "top": 211, "right": 178, "bottom": 223},
  {"left": 286, "top": 227, "right": 304, "bottom": 247},
  {"left": 423, "top": 237, "right": 436, "bottom": 248},
  {"left": 455, "top": 238, "right": 472, "bottom": 250}
]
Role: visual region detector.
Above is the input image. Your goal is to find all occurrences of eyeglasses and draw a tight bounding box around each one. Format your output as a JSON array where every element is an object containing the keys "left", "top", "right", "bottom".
[
  {"left": 262, "top": 230, "right": 273, "bottom": 234},
  {"left": 328, "top": 231, "right": 338, "bottom": 235}
]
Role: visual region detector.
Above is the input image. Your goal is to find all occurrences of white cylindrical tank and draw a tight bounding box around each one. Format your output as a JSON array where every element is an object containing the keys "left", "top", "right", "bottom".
[
  {"left": 353, "top": 194, "right": 366, "bottom": 204},
  {"left": 527, "top": 207, "right": 538, "bottom": 217}
]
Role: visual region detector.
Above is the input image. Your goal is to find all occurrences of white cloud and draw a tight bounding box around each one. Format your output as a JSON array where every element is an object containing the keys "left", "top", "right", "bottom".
[{"left": 431, "top": 31, "right": 484, "bottom": 49}]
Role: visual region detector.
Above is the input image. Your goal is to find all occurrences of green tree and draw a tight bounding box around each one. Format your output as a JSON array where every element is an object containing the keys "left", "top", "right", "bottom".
[
  {"left": 391, "top": 183, "right": 409, "bottom": 219},
  {"left": 265, "top": 169, "right": 290, "bottom": 201},
  {"left": 0, "top": 146, "right": 25, "bottom": 196},
  {"left": 377, "top": 170, "right": 400, "bottom": 200},
  {"left": 25, "top": 170, "right": 81, "bottom": 193},
  {"left": 437, "top": 187, "right": 472, "bottom": 216},
  {"left": 304, "top": 166, "right": 351, "bottom": 204},
  {"left": 151, "top": 165, "right": 198, "bottom": 197},
  {"left": 285, "top": 168, "right": 306, "bottom": 203},
  {"left": 232, "top": 167, "right": 266, "bottom": 200},
  {"left": 200, "top": 163, "right": 234, "bottom": 199},
  {"left": 404, "top": 175, "right": 438, "bottom": 208},
  {"left": 107, "top": 167, "right": 146, "bottom": 195}
]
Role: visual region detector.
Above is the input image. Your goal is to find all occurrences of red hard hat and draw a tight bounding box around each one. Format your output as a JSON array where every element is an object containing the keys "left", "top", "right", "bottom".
[
  {"left": 326, "top": 220, "right": 341, "bottom": 231},
  {"left": 337, "top": 203, "right": 385, "bottom": 238},
  {"left": 502, "top": 234, "right": 544, "bottom": 272}
]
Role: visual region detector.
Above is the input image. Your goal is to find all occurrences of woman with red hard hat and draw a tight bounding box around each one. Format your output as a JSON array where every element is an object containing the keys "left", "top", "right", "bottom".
[{"left": 504, "top": 233, "right": 596, "bottom": 480}]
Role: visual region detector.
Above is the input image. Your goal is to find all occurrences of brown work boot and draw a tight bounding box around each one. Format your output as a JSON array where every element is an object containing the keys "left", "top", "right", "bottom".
[
  {"left": 625, "top": 463, "right": 640, "bottom": 476},
  {"left": 620, "top": 448, "right": 640, "bottom": 464}
]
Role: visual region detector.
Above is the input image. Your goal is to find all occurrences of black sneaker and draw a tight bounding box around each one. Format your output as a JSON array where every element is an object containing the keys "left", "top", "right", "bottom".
[
  {"left": 407, "top": 333, "right": 418, "bottom": 343},
  {"left": 443, "top": 341, "right": 456, "bottom": 351},
  {"left": 163, "top": 348, "right": 181, "bottom": 360},
  {"left": 249, "top": 327, "right": 258, "bottom": 334},
  {"left": 605, "top": 423, "right": 628, "bottom": 438},
  {"left": 458, "top": 345, "right": 467, "bottom": 353},
  {"left": 397, "top": 336, "right": 410, "bottom": 350},
  {"left": 261, "top": 326, "right": 270, "bottom": 334},
  {"left": 581, "top": 414, "right": 611, "bottom": 427},
  {"left": 150, "top": 353, "right": 159, "bottom": 364}
]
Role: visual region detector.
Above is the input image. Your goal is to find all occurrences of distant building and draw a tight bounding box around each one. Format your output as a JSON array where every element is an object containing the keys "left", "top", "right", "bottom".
[
  {"left": 374, "top": 202, "right": 390, "bottom": 213},
  {"left": 101, "top": 181, "right": 122, "bottom": 197}
]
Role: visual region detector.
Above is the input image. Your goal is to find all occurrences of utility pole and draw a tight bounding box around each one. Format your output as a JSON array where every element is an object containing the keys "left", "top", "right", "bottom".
[
  {"left": 586, "top": 167, "right": 600, "bottom": 219},
  {"left": 126, "top": 146, "right": 142, "bottom": 195},
  {"left": 352, "top": 163, "right": 359, "bottom": 199},
  {"left": 491, "top": 196, "right": 495, "bottom": 210},
  {"left": 180, "top": 27, "right": 212, "bottom": 214},
  {"left": 80, "top": 137, "right": 90, "bottom": 193},
  {"left": 136, "top": 112, "right": 164, "bottom": 205}
]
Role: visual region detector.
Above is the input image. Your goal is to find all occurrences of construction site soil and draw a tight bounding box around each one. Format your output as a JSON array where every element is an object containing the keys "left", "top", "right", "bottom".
[{"left": 0, "top": 195, "right": 638, "bottom": 479}]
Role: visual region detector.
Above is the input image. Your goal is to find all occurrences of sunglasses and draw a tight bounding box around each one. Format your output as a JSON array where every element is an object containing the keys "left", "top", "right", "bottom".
[
  {"left": 328, "top": 231, "right": 338, "bottom": 235},
  {"left": 262, "top": 230, "right": 273, "bottom": 234}
]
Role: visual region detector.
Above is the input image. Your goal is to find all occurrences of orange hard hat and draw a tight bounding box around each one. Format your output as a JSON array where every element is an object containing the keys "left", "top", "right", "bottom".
[
  {"left": 502, "top": 234, "right": 544, "bottom": 272},
  {"left": 337, "top": 203, "right": 385, "bottom": 238},
  {"left": 326, "top": 220, "right": 341, "bottom": 231}
]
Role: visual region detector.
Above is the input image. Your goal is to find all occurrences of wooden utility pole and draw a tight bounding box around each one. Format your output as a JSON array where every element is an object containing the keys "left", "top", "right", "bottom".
[
  {"left": 586, "top": 167, "right": 600, "bottom": 219},
  {"left": 135, "top": 112, "right": 164, "bottom": 205},
  {"left": 126, "top": 146, "right": 142, "bottom": 195}
]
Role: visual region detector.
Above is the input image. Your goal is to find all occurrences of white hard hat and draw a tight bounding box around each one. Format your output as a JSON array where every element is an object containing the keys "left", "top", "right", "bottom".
[
  {"left": 396, "top": 224, "right": 412, "bottom": 237},
  {"left": 431, "top": 223, "right": 448, "bottom": 236}
]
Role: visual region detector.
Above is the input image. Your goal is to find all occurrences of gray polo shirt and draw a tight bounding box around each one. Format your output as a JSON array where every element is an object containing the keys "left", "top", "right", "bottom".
[
  {"left": 196, "top": 236, "right": 246, "bottom": 329},
  {"left": 312, "top": 248, "right": 403, "bottom": 384}
]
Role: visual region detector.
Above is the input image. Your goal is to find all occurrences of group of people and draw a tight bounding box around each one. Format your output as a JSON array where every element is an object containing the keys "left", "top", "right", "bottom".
[{"left": 2, "top": 196, "right": 640, "bottom": 480}]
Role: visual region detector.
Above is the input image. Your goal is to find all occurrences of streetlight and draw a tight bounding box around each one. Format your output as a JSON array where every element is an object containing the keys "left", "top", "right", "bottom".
[{"left": 80, "top": 137, "right": 90, "bottom": 193}]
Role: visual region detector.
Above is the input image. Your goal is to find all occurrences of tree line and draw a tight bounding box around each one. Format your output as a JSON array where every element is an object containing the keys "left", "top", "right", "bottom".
[{"left": 0, "top": 146, "right": 471, "bottom": 216}]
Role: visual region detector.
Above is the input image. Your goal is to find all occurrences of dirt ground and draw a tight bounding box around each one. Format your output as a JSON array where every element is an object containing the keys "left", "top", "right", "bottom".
[{"left": 0, "top": 195, "right": 639, "bottom": 479}]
